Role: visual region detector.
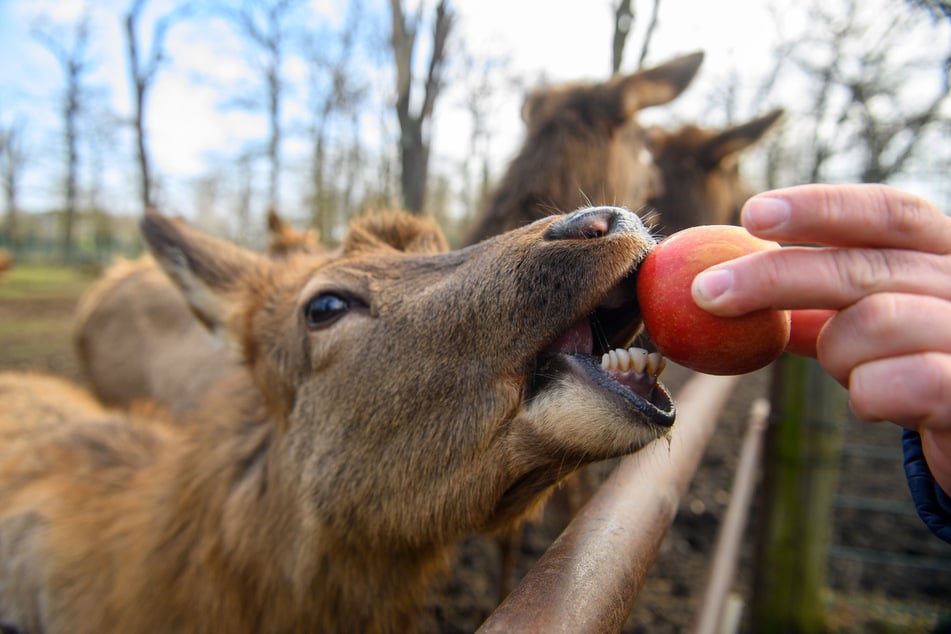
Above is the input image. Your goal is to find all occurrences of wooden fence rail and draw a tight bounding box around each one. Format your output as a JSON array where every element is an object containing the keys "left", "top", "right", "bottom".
[
  {"left": 692, "top": 397, "right": 770, "bottom": 634},
  {"left": 478, "top": 372, "right": 740, "bottom": 634}
]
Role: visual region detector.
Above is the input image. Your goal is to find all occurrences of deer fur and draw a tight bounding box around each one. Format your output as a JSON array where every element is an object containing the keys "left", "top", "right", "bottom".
[
  {"left": 0, "top": 207, "right": 674, "bottom": 633},
  {"left": 74, "top": 211, "right": 318, "bottom": 414},
  {"left": 462, "top": 51, "right": 704, "bottom": 245},
  {"left": 645, "top": 109, "right": 784, "bottom": 235}
]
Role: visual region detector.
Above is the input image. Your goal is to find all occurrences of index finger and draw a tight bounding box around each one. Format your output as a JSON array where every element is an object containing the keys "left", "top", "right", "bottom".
[
  {"left": 741, "top": 184, "right": 951, "bottom": 254},
  {"left": 692, "top": 244, "right": 951, "bottom": 316}
]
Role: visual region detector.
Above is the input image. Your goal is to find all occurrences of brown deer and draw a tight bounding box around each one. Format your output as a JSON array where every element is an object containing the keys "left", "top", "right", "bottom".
[
  {"left": 74, "top": 210, "right": 318, "bottom": 414},
  {"left": 462, "top": 51, "right": 705, "bottom": 245},
  {"left": 645, "top": 109, "right": 784, "bottom": 235},
  {"left": 0, "top": 206, "right": 674, "bottom": 633}
]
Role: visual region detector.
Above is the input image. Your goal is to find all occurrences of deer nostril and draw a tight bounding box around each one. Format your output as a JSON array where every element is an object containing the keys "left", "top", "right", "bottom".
[
  {"left": 545, "top": 207, "right": 624, "bottom": 241},
  {"left": 580, "top": 220, "right": 608, "bottom": 239}
]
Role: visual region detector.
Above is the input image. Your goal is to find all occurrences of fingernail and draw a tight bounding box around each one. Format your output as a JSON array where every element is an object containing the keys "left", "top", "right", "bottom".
[
  {"left": 742, "top": 196, "right": 791, "bottom": 233},
  {"left": 692, "top": 269, "right": 734, "bottom": 304}
]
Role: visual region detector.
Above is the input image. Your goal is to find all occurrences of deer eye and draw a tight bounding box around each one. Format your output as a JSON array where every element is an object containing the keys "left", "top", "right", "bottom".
[{"left": 303, "top": 293, "right": 351, "bottom": 329}]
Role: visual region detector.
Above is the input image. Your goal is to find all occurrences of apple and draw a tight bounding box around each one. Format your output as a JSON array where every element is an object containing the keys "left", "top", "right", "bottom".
[
  {"left": 636, "top": 224, "right": 790, "bottom": 375},
  {"left": 786, "top": 309, "right": 836, "bottom": 358}
]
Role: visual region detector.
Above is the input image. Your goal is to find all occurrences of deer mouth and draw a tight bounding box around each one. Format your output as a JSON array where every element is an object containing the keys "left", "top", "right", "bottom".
[{"left": 529, "top": 272, "right": 675, "bottom": 429}]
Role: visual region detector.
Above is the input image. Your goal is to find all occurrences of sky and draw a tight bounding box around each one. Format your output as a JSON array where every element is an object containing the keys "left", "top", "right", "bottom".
[{"left": 0, "top": 0, "right": 947, "bottom": 224}]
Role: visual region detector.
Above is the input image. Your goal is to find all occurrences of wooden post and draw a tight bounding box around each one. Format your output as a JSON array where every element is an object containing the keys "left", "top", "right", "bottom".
[{"left": 750, "top": 354, "right": 847, "bottom": 633}]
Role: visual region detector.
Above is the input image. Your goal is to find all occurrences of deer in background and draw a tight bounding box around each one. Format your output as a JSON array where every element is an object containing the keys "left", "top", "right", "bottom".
[
  {"left": 0, "top": 206, "right": 674, "bottom": 633},
  {"left": 645, "top": 108, "right": 784, "bottom": 236},
  {"left": 462, "top": 51, "right": 705, "bottom": 245},
  {"left": 74, "top": 209, "right": 318, "bottom": 415}
]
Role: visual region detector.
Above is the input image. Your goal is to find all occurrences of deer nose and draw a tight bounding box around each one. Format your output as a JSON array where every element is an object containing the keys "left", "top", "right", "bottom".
[{"left": 544, "top": 206, "right": 645, "bottom": 241}]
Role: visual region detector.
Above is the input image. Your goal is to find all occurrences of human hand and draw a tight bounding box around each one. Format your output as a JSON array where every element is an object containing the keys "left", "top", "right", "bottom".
[{"left": 690, "top": 183, "right": 951, "bottom": 493}]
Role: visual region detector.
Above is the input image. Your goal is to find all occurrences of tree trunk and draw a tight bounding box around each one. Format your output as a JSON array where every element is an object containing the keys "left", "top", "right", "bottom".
[
  {"left": 267, "top": 65, "right": 282, "bottom": 212},
  {"left": 124, "top": 3, "right": 154, "bottom": 213},
  {"left": 388, "top": 0, "right": 453, "bottom": 214},
  {"left": 611, "top": 0, "right": 633, "bottom": 74},
  {"left": 0, "top": 126, "right": 23, "bottom": 250},
  {"left": 750, "top": 354, "right": 847, "bottom": 633},
  {"left": 132, "top": 80, "right": 152, "bottom": 211},
  {"left": 62, "top": 88, "right": 79, "bottom": 262},
  {"left": 399, "top": 119, "right": 429, "bottom": 214}
]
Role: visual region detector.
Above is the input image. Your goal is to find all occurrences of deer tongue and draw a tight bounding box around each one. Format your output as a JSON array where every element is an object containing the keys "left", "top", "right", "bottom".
[{"left": 545, "top": 319, "right": 593, "bottom": 355}]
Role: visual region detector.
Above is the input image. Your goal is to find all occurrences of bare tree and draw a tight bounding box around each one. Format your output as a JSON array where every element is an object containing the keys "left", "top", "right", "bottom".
[
  {"left": 388, "top": 0, "right": 454, "bottom": 214},
  {"left": 452, "top": 51, "right": 519, "bottom": 242},
  {"left": 905, "top": 0, "right": 951, "bottom": 21},
  {"left": 791, "top": 0, "right": 950, "bottom": 183},
  {"left": 610, "top": 0, "right": 663, "bottom": 73},
  {"left": 304, "top": 0, "right": 367, "bottom": 240},
  {"left": 224, "top": 0, "right": 305, "bottom": 214},
  {"left": 635, "top": 0, "right": 662, "bottom": 69},
  {"left": 33, "top": 10, "right": 94, "bottom": 261},
  {"left": 233, "top": 148, "right": 255, "bottom": 244},
  {"left": 123, "top": 0, "right": 190, "bottom": 213},
  {"left": 0, "top": 118, "right": 28, "bottom": 250},
  {"left": 611, "top": 0, "right": 633, "bottom": 74}
]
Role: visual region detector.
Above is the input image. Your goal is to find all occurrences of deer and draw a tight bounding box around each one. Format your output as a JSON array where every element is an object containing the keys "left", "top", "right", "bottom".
[
  {"left": 64, "top": 49, "right": 726, "bottom": 608},
  {"left": 644, "top": 108, "right": 784, "bottom": 236},
  {"left": 462, "top": 51, "right": 705, "bottom": 245},
  {"left": 0, "top": 206, "right": 675, "bottom": 633},
  {"left": 74, "top": 209, "right": 318, "bottom": 415}
]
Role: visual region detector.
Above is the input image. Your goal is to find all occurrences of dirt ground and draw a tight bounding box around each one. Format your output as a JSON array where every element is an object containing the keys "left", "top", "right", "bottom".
[{"left": 1, "top": 270, "right": 949, "bottom": 633}]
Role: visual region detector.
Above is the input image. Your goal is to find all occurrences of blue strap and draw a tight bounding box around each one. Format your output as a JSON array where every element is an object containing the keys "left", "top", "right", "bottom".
[{"left": 902, "top": 429, "right": 951, "bottom": 545}]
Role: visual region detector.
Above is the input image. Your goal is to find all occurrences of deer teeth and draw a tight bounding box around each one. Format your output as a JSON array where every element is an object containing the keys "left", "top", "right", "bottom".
[
  {"left": 600, "top": 346, "right": 666, "bottom": 377},
  {"left": 647, "top": 352, "right": 666, "bottom": 377}
]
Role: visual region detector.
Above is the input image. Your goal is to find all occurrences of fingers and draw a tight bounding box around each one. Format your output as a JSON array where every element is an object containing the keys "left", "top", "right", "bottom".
[
  {"left": 740, "top": 184, "right": 951, "bottom": 254},
  {"left": 817, "top": 294, "right": 951, "bottom": 384},
  {"left": 920, "top": 428, "right": 951, "bottom": 496},
  {"left": 692, "top": 245, "right": 951, "bottom": 316},
  {"left": 848, "top": 351, "right": 951, "bottom": 433}
]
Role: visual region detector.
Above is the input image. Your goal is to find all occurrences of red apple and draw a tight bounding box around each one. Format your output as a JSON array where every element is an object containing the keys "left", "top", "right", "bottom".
[
  {"left": 636, "top": 225, "right": 790, "bottom": 375},
  {"left": 786, "top": 309, "right": 836, "bottom": 358}
]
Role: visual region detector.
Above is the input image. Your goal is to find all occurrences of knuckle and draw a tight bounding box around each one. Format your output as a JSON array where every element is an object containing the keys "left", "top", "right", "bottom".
[
  {"left": 838, "top": 248, "right": 895, "bottom": 295},
  {"left": 848, "top": 294, "right": 904, "bottom": 340}
]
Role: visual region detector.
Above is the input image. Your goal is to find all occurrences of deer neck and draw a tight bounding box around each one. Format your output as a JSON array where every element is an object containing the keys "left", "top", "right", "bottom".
[{"left": 143, "top": 377, "right": 446, "bottom": 631}]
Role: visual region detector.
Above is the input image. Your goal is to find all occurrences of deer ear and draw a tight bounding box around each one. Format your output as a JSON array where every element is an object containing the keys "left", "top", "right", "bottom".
[
  {"left": 343, "top": 211, "right": 448, "bottom": 256},
  {"left": 140, "top": 210, "right": 264, "bottom": 334},
  {"left": 266, "top": 208, "right": 319, "bottom": 256},
  {"left": 697, "top": 108, "right": 784, "bottom": 169},
  {"left": 617, "top": 51, "right": 704, "bottom": 117},
  {"left": 644, "top": 125, "right": 669, "bottom": 154}
]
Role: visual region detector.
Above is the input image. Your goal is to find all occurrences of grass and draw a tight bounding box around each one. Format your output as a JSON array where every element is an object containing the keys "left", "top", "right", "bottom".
[
  {"left": 0, "top": 263, "right": 94, "bottom": 380},
  {"left": 824, "top": 589, "right": 951, "bottom": 633},
  {"left": 0, "top": 263, "right": 96, "bottom": 300}
]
